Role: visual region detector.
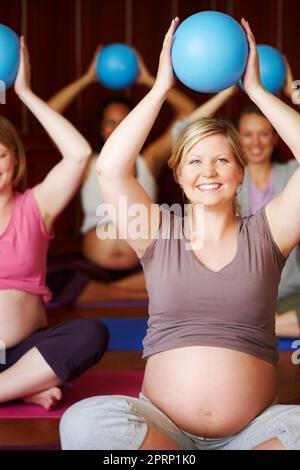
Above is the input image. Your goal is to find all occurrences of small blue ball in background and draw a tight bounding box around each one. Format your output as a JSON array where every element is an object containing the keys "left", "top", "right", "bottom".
[
  {"left": 96, "top": 43, "right": 138, "bottom": 90},
  {"left": 257, "top": 44, "right": 286, "bottom": 94},
  {"left": 171, "top": 11, "right": 249, "bottom": 93},
  {"left": 0, "top": 24, "right": 20, "bottom": 89}
]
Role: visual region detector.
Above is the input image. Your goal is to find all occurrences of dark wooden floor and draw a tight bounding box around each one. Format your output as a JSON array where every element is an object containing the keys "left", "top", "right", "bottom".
[{"left": 1, "top": 302, "right": 300, "bottom": 448}]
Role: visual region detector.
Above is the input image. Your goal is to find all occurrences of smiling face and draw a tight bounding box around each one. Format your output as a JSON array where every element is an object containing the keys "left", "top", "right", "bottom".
[
  {"left": 177, "top": 133, "right": 244, "bottom": 210},
  {"left": 239, "top": 113, "right": 278, "bottom": 165},
  {"left": 0, "top": 142, "right": 17, "bottom": 191}
]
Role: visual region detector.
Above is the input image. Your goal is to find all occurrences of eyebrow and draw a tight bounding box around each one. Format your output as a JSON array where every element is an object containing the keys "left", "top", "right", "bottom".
[{"left": 186, "top": 153, "right": 229, "bottom": 159}]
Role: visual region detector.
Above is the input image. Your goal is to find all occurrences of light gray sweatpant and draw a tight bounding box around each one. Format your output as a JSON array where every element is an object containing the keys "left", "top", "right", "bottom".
[{"left": 60, "top": 393, "right": 300, "bottom": 450}]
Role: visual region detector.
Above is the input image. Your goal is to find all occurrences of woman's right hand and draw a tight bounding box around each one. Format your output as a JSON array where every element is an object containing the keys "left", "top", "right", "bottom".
[
  {"left": 84, "top": 44, "right": 103, "bottom": 84},
  {"left": 14, "top": 36, "right": 31, "bottom": 98},
  {"left": 136, "top": 52, "right": 155, "bottom": 87},
  {"left": 240, "top": 18, "right": 264, "bottom": 98},
  {"left": 153, "top": 17, "right": 179, "bottom": 95}
]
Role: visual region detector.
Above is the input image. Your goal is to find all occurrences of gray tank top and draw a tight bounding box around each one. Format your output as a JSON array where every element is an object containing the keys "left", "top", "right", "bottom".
[{"left": 140, "top": 206, "right": 286, "bottom": 365}]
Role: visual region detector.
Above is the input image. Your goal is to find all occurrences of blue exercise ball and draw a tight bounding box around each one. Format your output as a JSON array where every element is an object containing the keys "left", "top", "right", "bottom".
[
  {"left": 171, "top": 11, "right": 249, "bottom": 93},
  {"left": 96, "top": 43, "right": 138, "bottom": 90},
  {"left": 0, "top": 24, "right": 20, "bottom": 89},
  {"left": 257, "top": 45, "right": 286, "bottom": 94}
]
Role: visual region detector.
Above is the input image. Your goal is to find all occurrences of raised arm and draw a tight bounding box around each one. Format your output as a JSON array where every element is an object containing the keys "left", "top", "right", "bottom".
[
  {"left": 47, "top": 45, "right": 102, "bottom": 113},
  {"left": 97, "top": 19, "right": 179, "bottom": 257},
  {"left": 137, "top": 51, "right": 195, "bottom": 177},
  {"left": 187, "top": 84, "right": 238, "bottom": 122},
  {"left": 170, "top": 85, "right": 238, "bottom": 154},
  {"left": 241, "top": 19, "right": 300, "bottom": 256},
  {"left": 137, "top": 51, "right": 195, "bottom": 118},
  {"left": 15, "top": 37, "right": 92, "bottom": 230}
]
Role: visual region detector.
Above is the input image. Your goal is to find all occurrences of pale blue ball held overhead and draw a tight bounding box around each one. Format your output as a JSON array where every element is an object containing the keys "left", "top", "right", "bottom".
[
  {"left": 171, "top": 11, "right": 249, "bottom": 93},
  {"left": 257, "top": 45, "right": 286, "bottom": 94},
  {"left": 0, "top": 24, "right": 20, "bottom": 89},
  {"left": 96, "top": 43, "right": 138, "bottom": 90}
]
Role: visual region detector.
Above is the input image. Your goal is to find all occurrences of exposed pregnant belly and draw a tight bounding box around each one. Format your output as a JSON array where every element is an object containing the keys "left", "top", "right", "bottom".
[
  {"left": 82, "top": 225, "right": 140, "bottom": 270},
  {"left": 0, "top": 290, "right": 47, "bottom": 348},
  {"left": 142, "top": 346, "right": 278, "bottom": 437}
]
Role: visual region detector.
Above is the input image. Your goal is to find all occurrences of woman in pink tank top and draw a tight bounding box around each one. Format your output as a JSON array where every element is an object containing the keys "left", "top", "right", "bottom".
[
  {"left": 60, "top": 19, "right": 300, "bottom": 450},
  {"left": 0, "top": 37, "right": 108, "bottom": 410}
]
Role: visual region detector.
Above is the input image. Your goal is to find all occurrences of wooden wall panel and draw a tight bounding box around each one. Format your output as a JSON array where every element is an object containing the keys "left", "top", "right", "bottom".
[{"left": 25, "top": 0, "right": 77, "bottom": 133}]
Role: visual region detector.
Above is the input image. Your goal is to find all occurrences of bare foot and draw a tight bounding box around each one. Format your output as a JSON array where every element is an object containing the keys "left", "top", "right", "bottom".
[{"left": 22, "top": 387, "right": 62, "bottom": 410}]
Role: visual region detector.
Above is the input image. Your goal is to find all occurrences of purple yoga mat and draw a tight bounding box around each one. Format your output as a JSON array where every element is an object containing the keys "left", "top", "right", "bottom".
[{"left": 0, "top": 370, "right": 144, "bottom": 419}]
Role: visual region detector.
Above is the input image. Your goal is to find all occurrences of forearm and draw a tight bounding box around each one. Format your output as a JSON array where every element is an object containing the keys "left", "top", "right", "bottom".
[
  {"left": 188, "top": 86, "right": 235, "bottom": 122},
  {"left": 165, "top": 86, "right": 195, "bottom": 117},
  {"left": 47, "top": 75, "right": 91, "bottom": 113},
  {"left": 19, "top": 89, "right": 91, "bottom": 160},
  {"left": 250, "top": 87, "right": 300, "bottom": 161},
  {"left": 98, "top": 86, "right": 167, "bottom": 177},
  {"left": 141, "top": 74, "right": 194, "bottom": 117}
]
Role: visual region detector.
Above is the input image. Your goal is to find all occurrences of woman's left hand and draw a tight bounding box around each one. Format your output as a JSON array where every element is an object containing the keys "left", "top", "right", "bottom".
[
  {"left": 154, "top": 17, "right": 179, "bottom": 95},
  {"left": 241, "top": 18, "right": 263, "bottom": 97},
  {"left": 14, "top": 36, "right": 31, "bottom": 96}
]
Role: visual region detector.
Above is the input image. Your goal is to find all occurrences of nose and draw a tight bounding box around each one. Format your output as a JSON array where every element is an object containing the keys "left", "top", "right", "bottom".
[
  {"left": 250, "top": 134, "right": 261, "bottom": 146},
  {"left": 201, "top": 163, "right": 217, "bottom": 177}
]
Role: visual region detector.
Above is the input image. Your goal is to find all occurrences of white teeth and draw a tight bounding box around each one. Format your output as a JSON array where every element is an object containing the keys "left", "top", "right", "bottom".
[{"left": 198, "top": 183, "right": 221, "bottom": 191}]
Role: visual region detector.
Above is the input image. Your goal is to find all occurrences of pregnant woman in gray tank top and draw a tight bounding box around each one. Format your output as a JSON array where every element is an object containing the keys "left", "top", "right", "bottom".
[{"left": 59, "top": 18, "right": 300, "bottom": 450}]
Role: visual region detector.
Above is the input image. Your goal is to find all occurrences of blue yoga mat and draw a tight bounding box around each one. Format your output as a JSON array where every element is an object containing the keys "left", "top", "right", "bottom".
[
  {"left": 278, "top": 337, "right": 300, "bottom": 351},
  {"left": 101, "top": 317, "right": 300, "bottom": 352},
  {"left": 102, "top": 318, "right": 147, "bottom": 350}
]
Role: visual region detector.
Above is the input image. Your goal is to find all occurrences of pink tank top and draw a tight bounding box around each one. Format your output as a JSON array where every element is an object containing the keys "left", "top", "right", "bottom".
[{"left": 0, "top": 189, "right": 53, "bottom": 304}]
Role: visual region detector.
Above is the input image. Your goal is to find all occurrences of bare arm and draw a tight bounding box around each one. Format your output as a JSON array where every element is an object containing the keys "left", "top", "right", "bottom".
[
  {"left": 97, "top": 19, "right": 179, "bottom": 257},
  {"left": 137, "top": 52, "right": 195, "bottom": 118},
  {"left": 47, "top": 45, "right": 102, "bottom": 113},
  {"left": 15, "top": 37, "right": 91, "bottom": 230},
  {"left": 187, "top": 84, "right": 238, "bottom": 122},
  {"left": 137, "top": 52, "right": 195, "bottom": 177},
  {"left": 241, "top": 20, "right": 300, "bottom": 256}
]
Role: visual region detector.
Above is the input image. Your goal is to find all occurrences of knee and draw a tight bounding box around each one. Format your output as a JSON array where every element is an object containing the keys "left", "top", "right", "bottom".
[
  {"left": 76, "top": 318, "right": 109, "bottom": 358},
  {"left": 59, "top": 396, "right": 147, "bottom": 450}
]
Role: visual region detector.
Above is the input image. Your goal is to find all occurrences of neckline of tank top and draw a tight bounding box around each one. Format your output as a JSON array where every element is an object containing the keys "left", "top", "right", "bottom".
[{"left": 181, "top": 212, "right": 242, "bottom": 274}]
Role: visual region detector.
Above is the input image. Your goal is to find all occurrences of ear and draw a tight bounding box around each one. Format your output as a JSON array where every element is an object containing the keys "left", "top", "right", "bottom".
[{"left": 176, "top": 167, "right": 182, "bottom": 186}]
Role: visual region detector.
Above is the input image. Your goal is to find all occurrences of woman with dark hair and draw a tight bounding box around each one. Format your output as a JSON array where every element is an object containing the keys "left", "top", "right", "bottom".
[{"left": 47, "top": 46, "right": 195, "bottom": 302}]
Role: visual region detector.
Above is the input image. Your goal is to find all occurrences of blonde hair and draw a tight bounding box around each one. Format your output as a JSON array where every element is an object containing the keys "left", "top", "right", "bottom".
[
  {"left": 168, "top": 117, "right": 247, "bottom": 215},
  {"left": 0, "top": 115, "right": 26, "bottom": 187}
]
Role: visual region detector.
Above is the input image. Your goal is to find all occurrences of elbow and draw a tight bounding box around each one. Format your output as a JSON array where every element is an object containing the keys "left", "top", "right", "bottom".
[
  {"left": 96, "top": 154, "right": 111, "bottom": 181},
  {"left": 96, "top": 153, "right": 120, "bottom": 183},
  {"left": 75, "top": 142, "right": 92, "bottom": 163}
]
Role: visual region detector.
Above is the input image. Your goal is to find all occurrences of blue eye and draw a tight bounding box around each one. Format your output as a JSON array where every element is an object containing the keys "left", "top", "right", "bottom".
[
  {"left": 189, "top": 159, "right": 201, "bottom": 165},
  {"left": 216, "top": 158, "right": 227, "bottom": 164}
]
